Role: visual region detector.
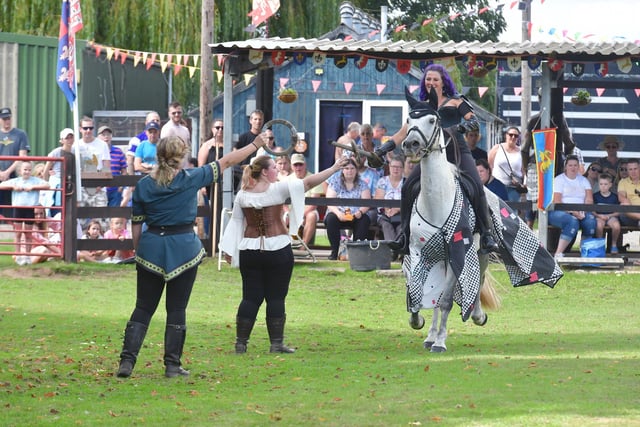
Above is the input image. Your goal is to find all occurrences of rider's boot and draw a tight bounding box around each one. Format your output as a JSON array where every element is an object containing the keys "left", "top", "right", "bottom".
[
  {"left": 474, "top": 191, "right": 499, "bottom": 255},
  {"left": 389, "top": 170, "right": 421, "bottom": 255}
]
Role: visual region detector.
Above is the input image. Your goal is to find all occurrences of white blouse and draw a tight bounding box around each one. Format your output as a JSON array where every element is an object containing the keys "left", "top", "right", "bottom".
[{"left": 220, "top": 179, "right": 305, "bottom": 267}]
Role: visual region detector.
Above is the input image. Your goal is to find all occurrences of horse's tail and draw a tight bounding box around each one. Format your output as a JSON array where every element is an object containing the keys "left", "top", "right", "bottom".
[{"left": 479, "top": 270, "right": 501, "bottom": 310}]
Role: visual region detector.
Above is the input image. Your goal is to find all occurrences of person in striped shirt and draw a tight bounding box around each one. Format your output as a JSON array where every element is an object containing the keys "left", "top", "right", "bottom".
[{"left": 98, "top": 125, "right": 127, "bottom": 207}]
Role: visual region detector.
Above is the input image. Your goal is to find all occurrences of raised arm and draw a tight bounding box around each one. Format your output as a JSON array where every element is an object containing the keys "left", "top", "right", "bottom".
[
  {"left": 302, "top": 157, "right": 349, "bottom": 191},
  {"left": 217, "top": 135, "right": 266, "bottom": 173}
]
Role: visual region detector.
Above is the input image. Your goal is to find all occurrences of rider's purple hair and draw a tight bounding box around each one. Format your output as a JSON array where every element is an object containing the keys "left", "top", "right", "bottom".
[{"left": 419, "top": 63, "right": 458, "bottom": 101}]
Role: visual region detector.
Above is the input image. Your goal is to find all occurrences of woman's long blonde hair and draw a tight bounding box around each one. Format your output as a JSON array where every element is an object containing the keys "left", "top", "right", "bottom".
[
  {"left": 151, "top": 136, "right": 189, "bottom": 187},
  {"left": 241, "top": 155, "right": 272, "bottom": 190}
]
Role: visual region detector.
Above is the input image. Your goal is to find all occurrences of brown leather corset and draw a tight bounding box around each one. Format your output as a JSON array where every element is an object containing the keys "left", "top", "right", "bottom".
[{"left": 242, "top": 205, "right": 288, "bottom": 239}]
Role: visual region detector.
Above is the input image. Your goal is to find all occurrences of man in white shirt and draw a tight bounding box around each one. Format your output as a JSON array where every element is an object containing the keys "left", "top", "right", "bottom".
[
  {"left": 74, "top": 116, "right": 111, "bottom": 214},
  {"left": 287, "top": 153, "right": 323, "bottom": 245},
  {"left": 160, "top": 102, "right": 190, "bottom": 144}
]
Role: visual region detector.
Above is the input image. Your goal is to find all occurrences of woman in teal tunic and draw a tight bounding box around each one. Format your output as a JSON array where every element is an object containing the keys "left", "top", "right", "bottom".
[{"left": 117, "top": 135, "right": 266, "bottom": 378}]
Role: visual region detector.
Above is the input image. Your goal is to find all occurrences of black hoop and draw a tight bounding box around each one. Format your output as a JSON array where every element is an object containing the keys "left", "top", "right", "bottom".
[{"left": 262, "top": 119, "right": 297, "bottom": 157}]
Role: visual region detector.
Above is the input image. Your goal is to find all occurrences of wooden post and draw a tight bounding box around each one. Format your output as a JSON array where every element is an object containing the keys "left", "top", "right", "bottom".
[{"left": 199, "top": 0, "right": 214, "bottom": 150}]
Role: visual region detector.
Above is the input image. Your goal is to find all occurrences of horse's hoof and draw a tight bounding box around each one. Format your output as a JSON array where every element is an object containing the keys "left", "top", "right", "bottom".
[
  {"left": 409, "top": 314, "right": 425, "bottom": 330},
  {"left": 423, "top": 340, "right": 434, "bottom": 349},
  {"left": 430, "top": 346, "right": 446, "bottom": 353},
  {"left": 473, "top": 313, "right": 488, "bottom": 326}
]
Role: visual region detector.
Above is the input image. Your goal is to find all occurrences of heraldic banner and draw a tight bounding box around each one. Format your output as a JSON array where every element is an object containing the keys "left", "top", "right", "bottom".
[{"left": 532, "top": 128, "right": 557, "bottom": 210}]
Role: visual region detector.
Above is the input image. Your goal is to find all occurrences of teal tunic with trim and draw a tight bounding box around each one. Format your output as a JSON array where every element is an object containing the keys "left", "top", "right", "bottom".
[{"left": 132, "top": 163, "right": 219, "bottom": 280}]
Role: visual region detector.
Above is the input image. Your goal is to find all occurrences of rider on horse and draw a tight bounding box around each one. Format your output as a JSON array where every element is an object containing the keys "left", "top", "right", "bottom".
[{"left": 370, "top": 63, "right": 499, "bottom": 256}]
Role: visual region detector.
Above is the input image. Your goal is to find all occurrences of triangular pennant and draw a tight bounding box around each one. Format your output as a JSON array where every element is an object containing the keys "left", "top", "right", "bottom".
[
  {"left": 146, "top": 53, "right": 156, "bottom": 70},
  {"left": 192, "top": 55, "right": 199, "bottom": 67},
  {"left": 188, "top": 66, "right": 197, "bottom": 78},
  {"left": 244, "top": 74, "right": 253, "bottom": 86},
  {"left": 216, "top": 54, "right": 225, "bottom": 67},
  {"left": 142, "top": 52, "right": 149, "bottom": 66},
  {"left": 514, "top": 87, "right": 523, "bottom": 96},
  {"left": 120, "top": 50, "right": 127, "bottom": 65},
  {"left": 159, "top": 54, "right": 168, "bottom": 72},
  {"left": 635, "top": 89, "right": 640, "bottom": 97},
  {"left": 173, "top": 64, "right": 183, "bottom": 76},
  {"left": 408, "top": 84, "right": 420, "bottom": 93},
  {"left": 114, "top": 48, "right": 120, "bottom": 61},
  {"left": 214, "top": 70, "right": 223, "bottom": 82},
  {"left": 176, "top": 54, "right": 182, "bottom": 66},
  {"left": 133, "top": 52, "right": 142, "bottom": 68},
  {"left": 563, "top": 87, "right": 569, "bottom": 94},
  {"left": 311, "top": 80, "right": 321, "bottom": 93},
  {"left": 106, "top": 47, "right": 114, "bottom": 61},
  {"left": 166, "top": 54, "right": 173, "bottom": 67},
  {"left": 95, "top": 44, "right": 102, "bottom": 57},
  {"left": 344, "top": 82, "right": 353, "bottom": 95},
  {"left": 183, "top": 55, "right": 189, "bottom": 66},
  {"left": 376, "top": 84, "right": 386, "bottom": 95},
  {"left": 279, "top": 77, "right": 289, "bottom": 89},
  {"left": 596, "top": 88, "right": 605, "bottom": 97},
  {"left": 478, "top": 87, "right": 489, "bottom": 98}
]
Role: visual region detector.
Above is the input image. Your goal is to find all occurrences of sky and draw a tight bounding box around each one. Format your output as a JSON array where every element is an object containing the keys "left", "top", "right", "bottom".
[{"left": 498, "top": 0, "right": 640, "bottom": 43}]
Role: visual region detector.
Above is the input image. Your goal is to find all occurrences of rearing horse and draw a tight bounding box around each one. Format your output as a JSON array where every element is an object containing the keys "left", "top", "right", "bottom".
[{"left": 401, "top": 89, "right": 497, "bottom": 353}]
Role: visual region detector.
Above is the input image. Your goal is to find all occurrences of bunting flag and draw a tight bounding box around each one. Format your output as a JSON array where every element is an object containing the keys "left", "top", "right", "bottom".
[
  {"left": 247, "top": 0, "right": 280, "bottom": 28},
  {"left": 311, "top": 80, "right": 322, "bottom": 93},
  {"left": 532, "top": 128, "right": 557, "bottom": 210},
  {"left": 344, "top": 82, "right": 353, "bottom": 95},
  {"left": 56, "top": 0, "right": 83, "bottom": 108},
  {"left": 376, "top": 84, "right": 386, "bottom": 95}
]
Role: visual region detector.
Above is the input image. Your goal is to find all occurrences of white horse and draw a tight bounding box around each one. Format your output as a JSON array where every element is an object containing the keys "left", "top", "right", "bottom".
[{"left": 401, "top": 89, "right": 499, "bottom": 353}]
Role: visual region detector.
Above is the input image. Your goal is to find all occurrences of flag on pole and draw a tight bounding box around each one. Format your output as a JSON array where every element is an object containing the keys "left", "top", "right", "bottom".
[
  {"left": 57, "top": 0, "right": 83, "bottom": 108},
  {"left": 246, "top": 0, "right": 280, "bottom": 30},
  {"left": 532, "top": 128, "right": 557, "bottom": 210}
]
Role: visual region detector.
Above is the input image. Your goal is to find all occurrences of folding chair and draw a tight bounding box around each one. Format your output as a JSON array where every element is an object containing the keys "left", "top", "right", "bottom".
[{"left": 290, "top": 231, "right": 316, "bottom": 263}]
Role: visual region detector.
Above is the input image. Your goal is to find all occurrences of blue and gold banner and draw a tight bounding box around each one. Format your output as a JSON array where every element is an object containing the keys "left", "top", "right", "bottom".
[{"left": 532, "top": 128, "right": 557, "bottom": 210}]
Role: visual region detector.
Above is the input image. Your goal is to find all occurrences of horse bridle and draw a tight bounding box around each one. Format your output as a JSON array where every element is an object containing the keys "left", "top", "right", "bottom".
[{"left": 404, "top": 109, "right": 447, "bottom": 158}]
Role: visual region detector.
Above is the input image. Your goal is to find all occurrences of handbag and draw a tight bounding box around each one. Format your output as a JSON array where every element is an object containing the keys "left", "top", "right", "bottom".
[{"left": 500, "top": 144, "right": 528, "bottom": 194}]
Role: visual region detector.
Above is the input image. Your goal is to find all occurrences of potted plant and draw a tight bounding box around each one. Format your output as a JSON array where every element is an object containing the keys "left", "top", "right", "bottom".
[
  {"left": 278, "top": 88, "right": 298, "bottom": 103},
  {"left": 571, "top": 89, "right": 591, "bottom": 106}
]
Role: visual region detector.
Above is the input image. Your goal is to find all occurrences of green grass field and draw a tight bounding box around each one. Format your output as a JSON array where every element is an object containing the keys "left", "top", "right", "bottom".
[{"left": 1, "top": 257, "right": 639, "bottom": 426}]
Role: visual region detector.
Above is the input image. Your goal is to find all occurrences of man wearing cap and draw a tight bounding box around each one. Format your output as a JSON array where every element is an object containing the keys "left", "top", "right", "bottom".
[
  {"left": 74, "top": 116, "right": 111, "bottom": 213},
  {"left": 0, "top": 107, "right": 30, "bottom": 219},
  {"left": 287, "top": 153, "right": 323, "bottom": 245},
  {"left": 160, "top": 101, "right": 190, "bottom": 144},
  {"left": 593, "top": 135, "right": 624, "bottom": 178},
  {"left": 334, "top": 121, "right": 360, "bottom": 161},
  {"left": 126, "top": 111, "right": 160, "bottom": 175},
  {"left": 98, "top": 125, "right": 127, "bottom": 207},
  {"left": 134, "top": 121, "right": 161, "bottom": 174}
]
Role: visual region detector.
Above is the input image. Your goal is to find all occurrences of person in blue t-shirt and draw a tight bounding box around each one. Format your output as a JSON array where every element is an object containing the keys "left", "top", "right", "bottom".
[
  {"left": 593, "top": 173, "right": 621, "bottom": 253},
  {"left": 134, "top": 122, "right": 161, "bottom": 174},
  {"left": 476, "top": 158, "right": 508, "bottom": 201}
]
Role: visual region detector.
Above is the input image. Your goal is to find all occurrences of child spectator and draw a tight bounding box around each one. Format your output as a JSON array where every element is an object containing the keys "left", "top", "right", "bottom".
[
  {"left": 77, "top": 220, "right": 109, "bottom": 262},
  {"left": 0, "top": 161, "right": 50, "bottom": 265},
  {"left": 103, "top": 217, "right": 134, "bottom": 261},
  {"left": 593, "top": 173, "right": 621, "bottom": 254},
  {"left": 28, "top": 206, "right": 62, "bottom": 264}
]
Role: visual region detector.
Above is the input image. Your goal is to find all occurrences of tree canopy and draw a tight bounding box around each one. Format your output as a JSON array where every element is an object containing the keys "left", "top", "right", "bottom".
[{"left": 2, "top": 0, "right": 507, "bottom": 110}]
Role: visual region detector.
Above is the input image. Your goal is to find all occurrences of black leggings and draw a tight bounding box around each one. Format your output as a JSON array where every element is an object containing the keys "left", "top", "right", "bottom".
[
  {"left": 129, "top": 265, "right": 198, "bottom": 327},
  {"left": 401, "top": 132, "right": 488, "bottom": 228},
  {"left": 236, "top": 245, "right": 294, "bottom": 320}
]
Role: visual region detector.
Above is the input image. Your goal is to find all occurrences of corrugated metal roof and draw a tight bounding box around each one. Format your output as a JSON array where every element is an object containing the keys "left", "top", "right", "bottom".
[{"left": 211, "top": 37, "right": 640, "bottom": 62}]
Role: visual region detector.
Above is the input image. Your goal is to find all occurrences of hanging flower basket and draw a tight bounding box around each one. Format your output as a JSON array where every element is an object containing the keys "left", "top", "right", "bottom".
[
  {"left": 472, "top": 67, "right": 489, "bottom": 78},
  {"left": 571, "top": 89, "right": 591, "bottom": 106},
  {"left": 278, "top": 89, "right": 298, "bottom": 103}
]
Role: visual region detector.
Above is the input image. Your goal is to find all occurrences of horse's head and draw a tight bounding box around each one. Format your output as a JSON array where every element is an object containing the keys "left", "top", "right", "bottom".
[{"left": 402, "top": 87, "right": 445, "bottom": 162}]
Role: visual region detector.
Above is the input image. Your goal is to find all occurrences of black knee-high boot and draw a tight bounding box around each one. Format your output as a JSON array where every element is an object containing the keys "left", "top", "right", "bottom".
[
  {"left": 235, "top": 316, "right": 256, "bottom": 354},
  {"left": 266, "top": 316, "right": 295, "bottom": 353},
  {"left": 117, "top": 321, "right": 148, "bottom": 378},
  {"left": 472, "top": 185, "right": 499, "bottom": 254},
  {"left": 389, "top": 168, "right": 421, "bottom": 255},
  {"left": 164, "top": 324, "right": 190, "bottom": 378}
]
